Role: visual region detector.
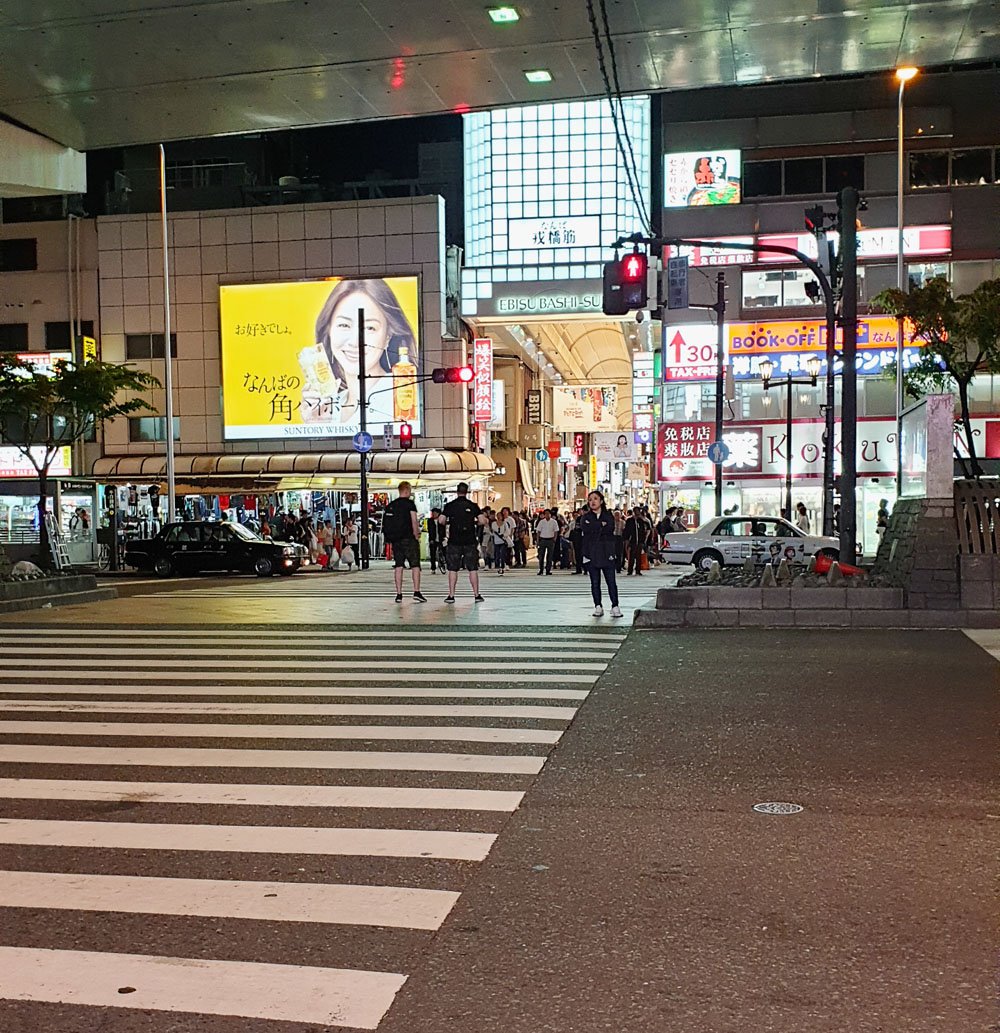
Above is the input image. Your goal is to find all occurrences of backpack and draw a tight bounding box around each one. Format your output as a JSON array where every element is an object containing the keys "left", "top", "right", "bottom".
[{"left": 381, "top": 500, "right": 411, "bottom": 542}]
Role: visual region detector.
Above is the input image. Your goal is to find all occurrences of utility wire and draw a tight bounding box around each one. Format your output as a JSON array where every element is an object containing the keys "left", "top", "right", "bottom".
[
  {"left": 597, "top": 0, "right": 651, "bottom": 234},
  {"left": 585, "top": 0, "right": 650, "bottom": 237}
]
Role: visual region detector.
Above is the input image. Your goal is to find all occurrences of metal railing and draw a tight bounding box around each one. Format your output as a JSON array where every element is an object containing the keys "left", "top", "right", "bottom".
[{"left": 954, "top": 479, "right": 1000, "bottom": 554}]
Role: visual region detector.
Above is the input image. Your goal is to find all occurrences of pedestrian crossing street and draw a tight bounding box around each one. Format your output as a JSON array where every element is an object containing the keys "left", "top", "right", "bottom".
[{"left": 0, "top": 622, "right": 626, "bottom": 1031}]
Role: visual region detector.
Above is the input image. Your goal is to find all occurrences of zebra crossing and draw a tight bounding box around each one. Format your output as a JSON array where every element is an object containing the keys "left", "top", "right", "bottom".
[{"left": 0, "top": 622, "right": 626, "bottom": 1030}]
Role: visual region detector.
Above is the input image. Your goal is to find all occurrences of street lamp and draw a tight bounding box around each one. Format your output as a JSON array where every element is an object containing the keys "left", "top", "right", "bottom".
[
  {"left": 760, "top": 355, "right": 821, "bottom": 521},
  {"left": 895, "top": 65, "right": 918, "bottom": 498}
]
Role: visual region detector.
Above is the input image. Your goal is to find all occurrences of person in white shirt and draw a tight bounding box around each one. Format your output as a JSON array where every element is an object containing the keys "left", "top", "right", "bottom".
[
  {"left": 490, "top": 506, "right": 516, "bottom": 575},
  {"left": 794, "top": 502, "right": 811, "bottom": 533},
  {"left": 534, "top": 509, "right": 560, "bottom": 576}
]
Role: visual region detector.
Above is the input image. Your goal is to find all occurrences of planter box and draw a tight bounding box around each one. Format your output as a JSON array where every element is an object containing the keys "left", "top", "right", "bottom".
[{"left": 0, "top": 575, "right": 116, "bottom": 613}]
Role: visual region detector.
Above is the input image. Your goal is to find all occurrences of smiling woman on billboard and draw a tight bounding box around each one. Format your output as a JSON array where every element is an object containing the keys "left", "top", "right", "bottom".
[
  {"left": 306, "top": 278, "right": 418, "bottom": 427},
  {"left": 219, "top": 276, "right": 420, "bottom": 440}
]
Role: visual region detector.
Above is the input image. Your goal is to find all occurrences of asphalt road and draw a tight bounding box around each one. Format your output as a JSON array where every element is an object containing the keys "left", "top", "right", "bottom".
[{"left": 0, "top": 569, "right": 993, "bottom": 1032}]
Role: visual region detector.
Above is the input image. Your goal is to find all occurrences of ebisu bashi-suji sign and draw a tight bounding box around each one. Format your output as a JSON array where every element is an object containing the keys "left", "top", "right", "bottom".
[{"left": 473, "top": 338, "right": 494, "bottom": 423}]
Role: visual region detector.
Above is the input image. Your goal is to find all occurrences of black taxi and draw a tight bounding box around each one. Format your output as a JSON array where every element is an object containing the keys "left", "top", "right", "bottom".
[{"left": 125, "top": 520, "right": 308, "bottom": 578}]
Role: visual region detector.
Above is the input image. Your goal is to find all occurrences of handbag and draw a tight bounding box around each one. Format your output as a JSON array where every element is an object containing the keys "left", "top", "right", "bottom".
[{"left": 640, "top": 550, "right": 650, "bottom": 571}]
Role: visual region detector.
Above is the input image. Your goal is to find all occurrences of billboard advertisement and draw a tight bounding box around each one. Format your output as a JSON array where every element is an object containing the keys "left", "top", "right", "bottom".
[
  {"left": 664, "top": 150, "right": 741, "bottom": 208},
  {"left": 551, "top": 385, "right": 619, "bottom": 432},
  {"left": 593, "top": 432, "right": 638, "bottom": 462},
  {"left": 219, "top": 277, "right": 420, "bottom": 440},
  {"left": 0, "top": 445, "right": 72, "bottom": 479}
]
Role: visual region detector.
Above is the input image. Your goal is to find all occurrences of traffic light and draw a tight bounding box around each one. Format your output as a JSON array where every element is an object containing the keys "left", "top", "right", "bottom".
[
  {"left": 602, "top": 251, "right": 648, "bottom": 315},
  {"left": 431, "top": 366, "right": 474, "bottom": 384},
  {"left": 804, "top": 205, "right": 826, "bottom": 234},
  {"left": 399, "top": 422, "right": 413, "bottom": 450}
]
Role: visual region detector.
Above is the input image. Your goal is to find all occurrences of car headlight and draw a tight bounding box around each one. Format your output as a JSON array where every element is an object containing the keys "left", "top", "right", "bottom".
[{"left": 282, "top": 546, "right": 297, "bottom": 556}]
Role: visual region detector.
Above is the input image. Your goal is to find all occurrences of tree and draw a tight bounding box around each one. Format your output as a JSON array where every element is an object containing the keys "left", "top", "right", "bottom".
[
  {"left": 874, "top": 276, "right": 1000, "bottom": 478},
  {"left": 0, "top": 356, "right": 159, "bottom": 567}
]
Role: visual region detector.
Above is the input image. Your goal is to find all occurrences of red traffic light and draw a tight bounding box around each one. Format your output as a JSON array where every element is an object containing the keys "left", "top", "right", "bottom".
[
  {"left": 399, "top": 422, "right": 413, "bottom": 450},
  {"left": 621, "top": 252, "right": 647, "bottom": 282},
  {"left": 431, "top": 366, "right": 474, "bottom": 384}
]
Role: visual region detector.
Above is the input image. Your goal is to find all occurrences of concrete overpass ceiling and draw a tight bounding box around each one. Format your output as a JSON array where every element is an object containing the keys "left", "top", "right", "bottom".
[{"left": 0, "top": 1, "right": 996, "bottom": 150}]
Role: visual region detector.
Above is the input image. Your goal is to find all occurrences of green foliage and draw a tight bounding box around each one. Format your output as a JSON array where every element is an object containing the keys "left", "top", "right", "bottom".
[
  {"left": 0, "top": 355, "right": 159, "bottom": 475},
  {"left": 872, "top": 276, "right": 1000, "bottom": 477},
  {"left": 0, "top": 355, "right": 159, "bottom": 566}
]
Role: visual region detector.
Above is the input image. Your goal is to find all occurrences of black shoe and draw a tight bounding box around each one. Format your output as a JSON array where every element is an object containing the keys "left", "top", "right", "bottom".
[
  {"left": 474, "top": 594, "right": 485, "bottom": 603},
  {"left": 444, "top": 595, "right": 455, "bottom": 603},
  {"left": 546, "top": 571, "right": 552, "bottom": 575},
  {"left": 537, "top": 571, "right": 543, "bottom": 576},
  {"left": 395, "top": 593, "right": 403, "bottom": 602},
  {"left": 413, "top": 591, "right": 427, "bottom": 602}
]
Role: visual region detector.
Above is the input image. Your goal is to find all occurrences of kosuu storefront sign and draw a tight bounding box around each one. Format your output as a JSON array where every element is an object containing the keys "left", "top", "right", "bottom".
[
  {"left": 219, "top": 277, "right": 421, "bottom": 440},
  {"left": 664, "top": 150, "right": 742, "bottom": 208}
]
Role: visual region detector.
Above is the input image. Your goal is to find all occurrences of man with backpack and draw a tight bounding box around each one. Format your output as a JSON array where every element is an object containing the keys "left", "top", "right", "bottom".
[
  {"left": 439, "top": 481, "right": 488, "bottom": 604},
  {"left": 382, "top": 481, "right": 426, "bottom": 603}
]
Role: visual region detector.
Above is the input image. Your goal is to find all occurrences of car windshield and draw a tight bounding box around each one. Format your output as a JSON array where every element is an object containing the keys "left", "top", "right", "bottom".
[{"left": 227, "top": 522, "right": 261, "bottom": 541}]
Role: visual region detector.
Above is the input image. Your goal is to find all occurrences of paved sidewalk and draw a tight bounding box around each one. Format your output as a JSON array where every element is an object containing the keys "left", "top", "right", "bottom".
[{"left": 380, "top": 629, "right": 997, "bottom": 1033}]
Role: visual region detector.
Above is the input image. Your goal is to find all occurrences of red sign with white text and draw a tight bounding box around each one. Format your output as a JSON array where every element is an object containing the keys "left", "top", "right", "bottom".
[{"left": 473, "top": 338, "right": 493, "bottom": 423}]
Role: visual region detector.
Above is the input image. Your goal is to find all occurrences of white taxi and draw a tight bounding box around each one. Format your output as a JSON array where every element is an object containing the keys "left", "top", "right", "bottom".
[{"left": 662, "top": 515, "right": 841, "bottom": 572}]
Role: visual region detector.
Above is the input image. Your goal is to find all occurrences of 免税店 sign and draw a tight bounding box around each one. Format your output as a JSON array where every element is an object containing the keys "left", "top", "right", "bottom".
[{"left": 473, "top": 338, "right": 494, "bottom": 423}]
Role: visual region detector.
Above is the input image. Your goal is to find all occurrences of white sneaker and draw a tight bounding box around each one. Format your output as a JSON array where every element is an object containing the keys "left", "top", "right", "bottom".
[
  {"left": 610, "top": 606, "right": 623, "bottom": 618},
  {"left": 592, "top": 605, "right": 604, "bottom": 617}
]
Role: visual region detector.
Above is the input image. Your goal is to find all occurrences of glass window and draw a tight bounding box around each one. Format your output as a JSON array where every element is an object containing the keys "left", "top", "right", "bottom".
[
  {"left": 907, "top": 261, "right": 949, "bottom": 288},
  {"left": 0, "top": 323, "right": 29, "bottom": 351},
  {"left": 909, "top": 151, "right": 949, "bottom": 189},
  {"left": 44, "top": 321, "right": 95, "bottom": 351},
  {"left": 0, "top": 239, "right": 37, "bottom": 272},
  {"left": 951, "top": 149, "right": 992, "bottom": 186},
  {"left": 128, "top": 416, "right": 181, "bottom": 442},
  {"left": 743, "top": 161, "right": 782, "bottom": 198},
  {"left": 824, "top": 155, "right": 865, "bottom": 192},
  {"left": 125, "top": 333, "right": 178, "bottom": 359},
  {"left": 784, "top": 158, "right": 823, "bottom": 195}
]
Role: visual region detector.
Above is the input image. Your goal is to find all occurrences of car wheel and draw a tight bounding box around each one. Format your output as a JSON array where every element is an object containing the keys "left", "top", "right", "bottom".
[
  {"left": 692, "top": 549, "right": 724, "bottom": 573},
  {"left": 153, "top": 556, "right": 173, "bottom": 578},
  {"left": 254, "top": 556, "right": 274, "bottom": 577}
]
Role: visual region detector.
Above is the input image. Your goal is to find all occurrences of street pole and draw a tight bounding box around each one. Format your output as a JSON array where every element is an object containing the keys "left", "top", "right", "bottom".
[
  {"left": 839, "top": 187, "right": 859, "bottom": 564},
  {"left": 823, "top": 299, "right": 837, "bottom": 536},
  {"left": 713, "top": 271, "right": 726, "bottom": 518},
  {"left": 895, "top": 70, "right": 916, "bottom": 499},
  {"left": 358, "top": 307, "right": 370, "bottom": 570},
  {"left": 785, "top": 376, "right": 794, "bottom": 521},
  {"left": 158, "top": 144, "right": 176, "bottom": 522}
]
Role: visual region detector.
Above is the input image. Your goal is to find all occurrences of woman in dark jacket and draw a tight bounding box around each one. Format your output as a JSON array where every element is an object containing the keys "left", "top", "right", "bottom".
[{"left": 578, "top": 490, "right": 623, "bottom": 618}]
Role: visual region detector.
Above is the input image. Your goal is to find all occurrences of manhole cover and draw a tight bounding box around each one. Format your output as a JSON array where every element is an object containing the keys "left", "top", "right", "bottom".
[{"left": 752, "top": 802, "right": 804, "bottom": 815}]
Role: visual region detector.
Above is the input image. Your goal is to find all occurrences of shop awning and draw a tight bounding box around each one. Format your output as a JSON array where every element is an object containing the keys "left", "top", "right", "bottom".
[
  {"left": 91, "top": 450, "right": 496, "bottom": 489},
  {"left": 516, "top": 457, "right": 536, "bottom": 498}
]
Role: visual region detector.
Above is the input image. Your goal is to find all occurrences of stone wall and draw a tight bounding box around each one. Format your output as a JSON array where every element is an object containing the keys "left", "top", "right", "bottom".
[{"left": 870, "top": 497, "right": 961, "bottom": 610}]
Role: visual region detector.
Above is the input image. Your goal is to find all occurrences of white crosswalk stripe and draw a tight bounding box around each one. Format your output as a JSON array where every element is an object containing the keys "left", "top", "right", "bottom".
[{"left": 0, "top": 610, "right": 627, "bottom": 1030}]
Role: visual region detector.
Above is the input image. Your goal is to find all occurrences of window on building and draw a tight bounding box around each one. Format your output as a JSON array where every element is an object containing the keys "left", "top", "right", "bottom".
[
  {"left": 909, "top": 151, "right": 949, "bottom": 189},
  {"left": 0, "top": 238, "right": 38, "bottom": 272},
  {"left": 125, "top": 333, "right": 178, "bottom": 359},
  {"left": 824, "top": 155, "right": 865, "bottom": 192},
  {"left": 743, "top": 267, "right": 856, "bottom": 310},
  {"left": 907, "top": 261, "right": 950, "bottom": 288},
  {"left": 44, "top": 321, "right": 95, "bottom": 351},
  {"left": 951, "top": 149, "right": 993, "bottom": 186},
  {"left": 0, "top": 323, "right": 29, "bottom": 351},
  {"left": 742, "top": 161, "right": 782, "bottom": 198},
  {"left": 784, "top": 158, "right": 824, "bottom": 195},
  {"left": 128, "top": 416, "right": 181, "bottom": 442}
]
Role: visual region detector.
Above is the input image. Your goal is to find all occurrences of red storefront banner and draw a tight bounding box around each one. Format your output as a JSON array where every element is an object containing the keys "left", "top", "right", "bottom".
[{"left": 473, "top": 337, "right": 493, "bottom": 423}]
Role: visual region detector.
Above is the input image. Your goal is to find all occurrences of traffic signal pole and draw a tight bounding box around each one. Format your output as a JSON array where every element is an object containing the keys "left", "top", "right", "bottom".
[
  {"left": 358, "top": 307, "right": 370, "bottom": 570},
  {"left": 838, "top": 189, "right": 859, "bottom": 565},
  {"left": 690, "top": 272, "right": 727, "bottom": 517}
]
